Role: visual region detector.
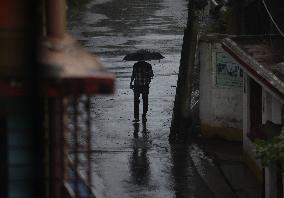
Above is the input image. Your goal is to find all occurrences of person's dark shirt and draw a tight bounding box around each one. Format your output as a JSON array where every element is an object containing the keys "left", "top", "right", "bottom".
[{"left": 131, "top": 61, "right": 154, "bottom": 87}]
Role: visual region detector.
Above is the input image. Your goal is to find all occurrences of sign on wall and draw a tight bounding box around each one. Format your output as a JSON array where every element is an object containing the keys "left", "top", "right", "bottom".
[{"left": 215, "top": 51, "right": 243, "bottom": 88}]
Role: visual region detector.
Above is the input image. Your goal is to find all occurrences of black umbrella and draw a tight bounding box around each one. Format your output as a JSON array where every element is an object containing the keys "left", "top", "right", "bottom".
[{"left": 123, "top": 50, "right": 164, "bottom": 61}]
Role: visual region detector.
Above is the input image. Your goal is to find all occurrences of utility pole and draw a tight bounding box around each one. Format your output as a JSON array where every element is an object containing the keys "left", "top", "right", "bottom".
[{"left": 170, "top": 0, "right": 204, "bottom": 142}]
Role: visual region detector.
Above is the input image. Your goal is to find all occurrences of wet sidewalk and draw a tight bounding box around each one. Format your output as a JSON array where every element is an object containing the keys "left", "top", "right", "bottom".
[
  {"left": 87, "top": 123, "right": 261, "bottom": 198},
  {"left": 67, "top": 0, "right": 261, "bottom": 197},
  {"left": 193, "top": 138, "right": 262, "bottom": 198}
]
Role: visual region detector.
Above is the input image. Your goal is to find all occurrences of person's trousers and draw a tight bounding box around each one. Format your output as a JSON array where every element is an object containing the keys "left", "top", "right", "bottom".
[{"left": 134, "top": 86, "right": 149, "bottom": 119}]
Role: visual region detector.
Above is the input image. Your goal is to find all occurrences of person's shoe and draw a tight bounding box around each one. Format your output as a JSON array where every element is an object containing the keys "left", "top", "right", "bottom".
[{"left": 142, "top": 115, "right": 147, "bottom": 122}]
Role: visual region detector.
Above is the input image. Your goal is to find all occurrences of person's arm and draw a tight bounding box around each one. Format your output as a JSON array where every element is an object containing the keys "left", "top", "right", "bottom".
[
  {"left": 130, "top": 65, "right": 135, "bottom": 89},
  {"left": 146, "top": 64, "right": 154, "bottom": 86},
  {"left": 149, "top": 64, "right": 154, "bottom": 79}
]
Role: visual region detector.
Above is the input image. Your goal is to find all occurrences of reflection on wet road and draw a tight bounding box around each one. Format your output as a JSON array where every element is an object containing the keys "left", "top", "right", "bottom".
[
  {"left": 67, "top": 0, "right": 257, "bottom": 198},
  {"left": 130, "top": 122, "right": 150, "bottom": 186},
  {"left": 170, "top": 144, "right": 214, "bottom": 198}
]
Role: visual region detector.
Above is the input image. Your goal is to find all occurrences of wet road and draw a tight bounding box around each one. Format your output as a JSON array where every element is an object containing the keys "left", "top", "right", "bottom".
[{"left": 68, "top": 1, "right": 260, "bottom": 198}]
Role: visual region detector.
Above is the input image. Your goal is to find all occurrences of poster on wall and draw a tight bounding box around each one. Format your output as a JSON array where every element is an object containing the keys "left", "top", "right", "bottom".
[{"left": 215, "top": 51, "right": 243, "bottom": 88}]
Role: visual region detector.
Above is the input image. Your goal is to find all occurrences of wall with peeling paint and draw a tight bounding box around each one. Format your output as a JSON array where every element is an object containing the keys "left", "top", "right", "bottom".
[{"left": 199, "top": 40, "right": 243, "bottom": 140}]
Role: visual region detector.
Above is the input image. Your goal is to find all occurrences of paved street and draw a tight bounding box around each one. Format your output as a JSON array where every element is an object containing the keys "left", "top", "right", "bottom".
[{"left": 68, "top": 0, "right": 261, "bottom": 197}]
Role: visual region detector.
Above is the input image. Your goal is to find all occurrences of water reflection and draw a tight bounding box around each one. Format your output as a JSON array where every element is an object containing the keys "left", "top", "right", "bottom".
[
  {"left": 129, "top": 122, "right": 150, "bottom": 186},
  {"left": 170, "top": 144, "right": 214, "bottom": 198},
  {"left": 142, "top": 121, "right": 148, "bottom": 134},
  {"left": 133, "top": 120, "right": 149, "bottom": 138},
  {"left": 170, "top": 144, "right": 191, "bottom": 198},
  {"left": 90, "top": 0, "right": 167, "bottom": 36},
  {"left": 133, "top": 122, "right": 139, "bottom": 138}
]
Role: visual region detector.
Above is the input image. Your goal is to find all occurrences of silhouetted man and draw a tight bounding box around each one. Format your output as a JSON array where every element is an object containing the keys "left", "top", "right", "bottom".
[{"left": 130, "top": 61, "right": 154, "bottom": 122}]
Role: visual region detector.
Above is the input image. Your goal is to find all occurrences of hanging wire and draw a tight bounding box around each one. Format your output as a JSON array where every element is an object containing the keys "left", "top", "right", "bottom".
[{"left": 262, "top": 0, "right": 284, "bottom": 38}]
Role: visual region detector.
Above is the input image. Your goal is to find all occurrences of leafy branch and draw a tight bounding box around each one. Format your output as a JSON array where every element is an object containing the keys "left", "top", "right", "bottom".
[{"left": 255, "top": 128, "right": 284, "bottom": 166}]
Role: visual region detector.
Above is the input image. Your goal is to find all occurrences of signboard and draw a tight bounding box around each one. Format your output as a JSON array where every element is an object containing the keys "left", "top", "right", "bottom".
[{"left": 215, "top": 51, "right": 243, "bottom": 88}]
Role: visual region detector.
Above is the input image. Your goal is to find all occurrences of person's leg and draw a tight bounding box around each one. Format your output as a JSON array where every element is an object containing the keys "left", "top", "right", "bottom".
[
  {"left": 142, "top": 87, "right": 149, "bottom": 118},
  {"left": 134, "top": 89, "right": 140, "bottom": 120}
]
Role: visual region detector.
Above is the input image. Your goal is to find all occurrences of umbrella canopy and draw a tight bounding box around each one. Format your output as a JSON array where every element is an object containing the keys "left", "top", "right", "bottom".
[{"left": 123, "top": 49, "right": 164, "bottom": 61}]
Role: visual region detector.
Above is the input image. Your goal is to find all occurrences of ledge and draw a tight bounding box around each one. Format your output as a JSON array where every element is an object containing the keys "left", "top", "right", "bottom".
[{"left": 0, "top": 34, "right": 115, "bottom": 97}]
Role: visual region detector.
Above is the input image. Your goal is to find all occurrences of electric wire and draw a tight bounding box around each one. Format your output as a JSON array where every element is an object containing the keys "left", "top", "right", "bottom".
[{"left": 262, "top": 0, "right": 284, "bottom": 38}]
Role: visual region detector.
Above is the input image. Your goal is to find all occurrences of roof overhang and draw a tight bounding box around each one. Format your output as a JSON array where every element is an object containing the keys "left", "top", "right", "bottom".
[
  {"left": 0, "top": 34, "right": 115, "bottom": 97},
  {"left": 222, "top": 35, "right": 284, "bottom": 102},
  {"left": 38, "top": 34, "right": 115, "bottom": 96}
]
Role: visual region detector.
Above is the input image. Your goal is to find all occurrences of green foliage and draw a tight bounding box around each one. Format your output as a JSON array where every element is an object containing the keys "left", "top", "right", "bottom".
[
  {"left": 207, "top": 7, "right": 234, "bottom": 34},
  {"left": 67, "top": 0, "right": 89, "bottom": 7},
  {"left": 255, "top": 128, "right": 284, "bottom": 166}
]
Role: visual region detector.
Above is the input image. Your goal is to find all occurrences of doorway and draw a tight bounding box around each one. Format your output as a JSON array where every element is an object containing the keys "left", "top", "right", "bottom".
[{"left": 249, "top": 78, "right": 262, "bottom": 138}]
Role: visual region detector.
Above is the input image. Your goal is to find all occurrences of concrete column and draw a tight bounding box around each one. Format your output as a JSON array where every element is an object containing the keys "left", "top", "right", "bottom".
[
  {"left": 243, "top": 73, "right": 250, "bottom": 145},
  {"left": 271, "top": 97, "right": 282, "bottom": 124},
  {"left": 199, "top": 41, "right": 213, "bottom": 125},
  {"left": 265, "top": 165, "right": 278, "bottom": 198}
]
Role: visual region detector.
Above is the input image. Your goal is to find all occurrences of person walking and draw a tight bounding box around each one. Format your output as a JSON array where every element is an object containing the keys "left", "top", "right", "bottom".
[{"left": 130, "top": 60, "right": 154, "bottom": 122}]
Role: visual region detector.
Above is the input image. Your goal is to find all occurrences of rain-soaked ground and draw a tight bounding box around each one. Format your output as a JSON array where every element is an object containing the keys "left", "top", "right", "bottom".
[{"left": 68, "top": 0, "right": 261, "bottom": 197}]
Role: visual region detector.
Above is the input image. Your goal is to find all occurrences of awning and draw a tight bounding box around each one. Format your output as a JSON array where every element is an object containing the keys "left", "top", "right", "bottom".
[{"left": 0, "top": 34, "right": 115, "bottom": 97}]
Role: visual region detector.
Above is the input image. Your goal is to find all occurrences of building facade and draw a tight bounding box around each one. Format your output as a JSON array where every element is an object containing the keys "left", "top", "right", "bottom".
[
  {"left": 199, "top": 35, "right": 243, "bottom": 141},
  {"left": 223, "top": 35, "right": 284, "bottom": 198}
]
